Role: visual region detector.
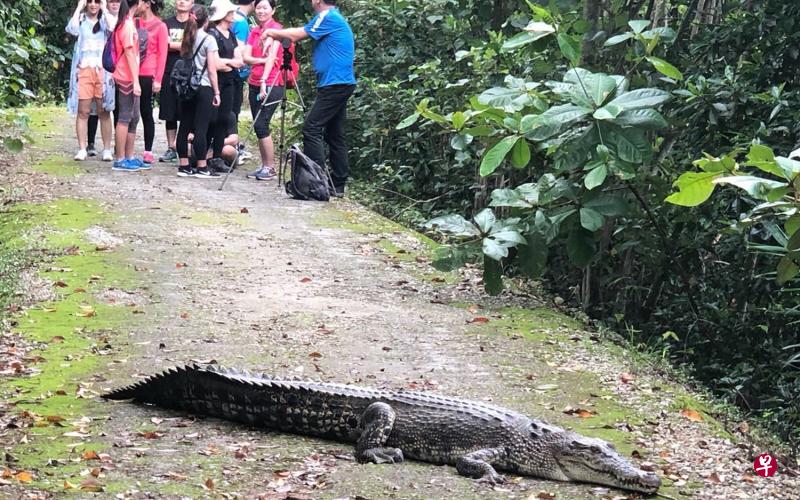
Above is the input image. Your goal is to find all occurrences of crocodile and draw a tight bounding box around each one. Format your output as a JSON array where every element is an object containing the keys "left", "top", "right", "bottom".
[{"left": 102, "top": 364, "right": 661, "bottom": 494}]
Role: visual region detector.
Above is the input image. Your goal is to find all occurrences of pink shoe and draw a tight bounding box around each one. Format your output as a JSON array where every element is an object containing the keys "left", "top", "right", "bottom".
[{"left": 142, "top": 151, "right": 154, "bottom": 164}]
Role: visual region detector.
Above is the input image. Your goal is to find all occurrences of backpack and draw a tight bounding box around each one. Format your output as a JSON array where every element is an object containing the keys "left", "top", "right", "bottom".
[
  {"left": 285, "top": 145, "right": 332, "bottom": 202},
  {"left": 102, "top": 30, "right": 118, "bottom": 73},
  {"left": 170, "top": 35, "right": 209, "bottom": 102},
  {"left": 135, "top": 18, "right": 149, "bottom": 63}
]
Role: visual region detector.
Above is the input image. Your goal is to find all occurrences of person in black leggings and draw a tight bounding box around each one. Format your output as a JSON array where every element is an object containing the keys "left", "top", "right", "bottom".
[
  {"left": 175, "top": 4, "right": 221, "bottom": 179},
  {"left": 206, "top": 3, "right": 244, "bottom": 173}
]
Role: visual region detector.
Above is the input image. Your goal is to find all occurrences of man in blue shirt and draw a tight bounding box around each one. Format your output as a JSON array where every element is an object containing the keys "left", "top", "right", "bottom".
[{"left": 263, "top": 0, "right": 356, "bottom": 196}]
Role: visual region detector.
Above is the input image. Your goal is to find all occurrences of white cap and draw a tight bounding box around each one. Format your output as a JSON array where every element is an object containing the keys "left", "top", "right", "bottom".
[{"left": 209, "top": 0, "right": 238, "bottom": 22}]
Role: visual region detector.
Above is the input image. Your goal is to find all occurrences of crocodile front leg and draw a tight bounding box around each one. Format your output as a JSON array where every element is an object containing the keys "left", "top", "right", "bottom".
[
  {"left": 456, "top": 448, "right": 507, "bottom": 484},
  {"left": 354, "top": 402, "right": 404, "bottom": 464}
]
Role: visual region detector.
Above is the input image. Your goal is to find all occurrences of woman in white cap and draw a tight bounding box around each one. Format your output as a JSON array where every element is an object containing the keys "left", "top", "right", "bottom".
[{"left": 204, "top": 0, "right": 244, "bottom": 175}]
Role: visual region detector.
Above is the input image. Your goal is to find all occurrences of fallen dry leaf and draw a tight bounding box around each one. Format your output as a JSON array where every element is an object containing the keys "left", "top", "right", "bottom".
[
  {"left": 180, "top": 312, "right": 190, "bottom": 320},
  {"left": 53, "top": 281, "right": 69, "bottom": 288},
  {"left": 681, "top": 408, "right": 703, "bottom": 422},
  {"left": 49, "top": 336, "right": 65, "bottom": 343},
  {"left": 620, "top": 373, "right": 635, "bottom": 384},
  {"left": 205, "top": 478, "right": 215, "bottom": 490},
  {"left": 708, "top": 472, "right": 722, "bottom": 484},
  {"left": 82, "top": 450, "right": 100, "bottom": 460},
  {"left": 240, "top": 207, "right": 249, "bottom": 214},
  {"left": 14, "top": 471, "right": 33, "bottom": 483},
  {"left": 300, "top": 277, "right": 312, "bottom": 283},
  {"left": 467, "top": 316, "right": 490, "bottom": 324},
  {"left": 79, "top": 478, "right": 103, "bottom": 492},
  {"left": 308, "top": 352, "right": 322, "bottom": 358},
  {"left": 138, "top": 431, "right": 163, "bottom": 439}
]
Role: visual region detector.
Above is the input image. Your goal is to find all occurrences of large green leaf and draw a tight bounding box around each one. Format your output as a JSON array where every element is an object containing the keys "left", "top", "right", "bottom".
[
  {"left": 584, "top": 194, "right": 629, "bottom": 216},
  {"left": 567, "top": 228, "right": 595, "bottom": 267},
  {"left": 538, "top": 104, "right": 592, "bottom": 126},
  {"left": 483, "top": 255, "right": 504, "bottom": 295},
  {"left": 483, "top": 237, "right": 509, "bottom": 261},
  {"left": 396, "top": 112, "right": 420, "bottom": 130},
  {"left": 713, "top": 175, "right": 787, "bottom": 200},
  {"left": 645, "top": 56, "right": 683, "bottom": 80},
  {"left": 480, "top": 136, "right": 520, "bottom": 176},
  {"left": 604, "top": 33, "right": 633, "bottom": 46},
  {"left": 665, "top": 171, "right": 720, "bottom": 206},
  {"left": 777, "top": 255, "right": 799, "bottom": 285},
  {"left": 628, "top": 20, "right": 650, "bottom": 34},
  {"left": 557, "top": 33, "right": 580, "bottom": 66},
  {"left": 613, "top": 109, "right": 668, "bottom": 129},
  {"left": 580, "top": 208, "right": 605, "bottom": 231},
  {"left": 583, "top": 72, "right": 618, "bottom": 106},
  {"left": 584, "top": 164, "right": 608, "bottom": 190},
  {"left": 610, "top": 127, "right": 650, "bottom": 163},
  {"left": 478, "top": 87, "right": 532, "bottom": 112},
  {"left": 473, "top": 208, "right": 496, "bottom": 234},
  {"left": 502, "top": 21, "right": 555, "bottom": 51},
  {"left": 745, "top": 144, "right": 784, "bottom": 178},
  {"left": 490, "top": 188, "right": 531, "bottom": 208},
  {"left": 518, "top": 232, "right": 548, "bottom": 278},
  {"left": 785, "top": 214, "right": 800, "bottom": 237},
  {"left": 425, "top": 214, "right": 480, "bottom": 237},
  {"left": 451, "top": 111, "right": 466, "bottom": 131},
  {"left": 775, "top": 156, "right": 800, "bottom": 180},
  {"left": 3, "top": 138, "right": 23, "bottom": 153},
  {"left": 608, "top": 88, "right": 671, "bottom": 110},
  {"left": 593, "top": 104, "right": 622, "bottom": 120},
  {"left": 511, "top": 138, "right": 531, "bottom": 168},
  {"left": 521, "top": 115, "right": 562, "bottom": 141}
]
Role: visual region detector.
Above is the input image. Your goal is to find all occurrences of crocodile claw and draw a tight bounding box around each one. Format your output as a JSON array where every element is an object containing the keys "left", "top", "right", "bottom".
[
  {"left": 477, "top": 471, "right": 506, "bottom": 485},
  {"left": 359, "top": 447, "right": 404, "bottom": 464}
]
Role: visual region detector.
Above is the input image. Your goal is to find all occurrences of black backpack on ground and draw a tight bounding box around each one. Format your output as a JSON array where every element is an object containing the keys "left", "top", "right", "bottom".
[
  {"left": 170, "top": 35, "right": 208, "bottom": 102},
  {"left": 285, "top": 145, "right": 332, "bottom": 202}
]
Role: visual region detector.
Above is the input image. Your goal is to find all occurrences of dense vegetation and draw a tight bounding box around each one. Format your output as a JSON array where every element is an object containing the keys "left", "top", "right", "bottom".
[{"left": 2, "top": 0, "right": 798, "bottom": 452}]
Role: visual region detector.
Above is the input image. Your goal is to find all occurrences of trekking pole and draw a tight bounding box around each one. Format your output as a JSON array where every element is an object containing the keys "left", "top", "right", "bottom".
[{"left": 218, "top": 70, "right": 282, "bottom": 191}]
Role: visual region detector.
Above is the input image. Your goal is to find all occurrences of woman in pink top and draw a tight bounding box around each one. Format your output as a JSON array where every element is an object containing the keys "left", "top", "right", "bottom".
[
  {"left": 135, "top": 0, "right": 168, "bottom": 165},
  {"left": 242, "top": 0, "right": 284, "bottom": 181},
  {"left": 111, "top": 0, "right": 146, "bottom": 171}
]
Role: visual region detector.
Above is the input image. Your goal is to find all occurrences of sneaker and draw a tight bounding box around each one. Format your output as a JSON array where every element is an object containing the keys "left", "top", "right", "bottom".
[
  {"left": 177, "top": 166, "right": 195, "bottom": 177},
  {"left": 142, "top": 151, "right": 154, "bottom": 164},
  {"left": 159, "top": 148, "right": 178, "bottom": 162},
  {"left": 207, "top": 157, "right": 230, "bottom": 173},
  {"left": 237, "top": 144, "right": 252, "bottom": 162},
  {"left": 74, "top": 149, "right": 88, "bottom": 161},
  {"left": 87, "top": 145, "right": 97, "bottom": 157},
  {"left": 127, "top": 157, "right": 147, "bottom": 169},
  {"left": 112, "top": 159, "right": 140, "bottom": 171},
  {"left": 246, "top": 166, "right": 264, "bottom": 178},
  {"left": 193, "top": 167, "right": 220, "bottom": 179},
  {"left": 101, "top": 149, "right": 114, "bottom": 162},
  {"left": 255, "top": 166, "right": 277, "bottom": 181}
]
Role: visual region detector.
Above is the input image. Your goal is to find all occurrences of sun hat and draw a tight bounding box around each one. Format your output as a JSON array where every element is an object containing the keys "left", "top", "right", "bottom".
[{"left": 209, "top": 0, "right": 238, "bottom": 22}]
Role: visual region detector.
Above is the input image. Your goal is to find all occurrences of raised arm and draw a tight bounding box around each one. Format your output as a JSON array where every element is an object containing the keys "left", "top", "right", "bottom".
[
  {"left": 261, "top": 27, "right": 309, "bottom": 44},
  {"left": 66, "top": 0, "right": 86, "bottom": 36}
]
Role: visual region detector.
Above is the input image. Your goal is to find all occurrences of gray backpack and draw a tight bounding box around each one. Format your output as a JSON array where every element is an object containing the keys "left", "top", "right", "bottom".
[{"left": 285, "top": 145, "right": 332, "bottom": 202}]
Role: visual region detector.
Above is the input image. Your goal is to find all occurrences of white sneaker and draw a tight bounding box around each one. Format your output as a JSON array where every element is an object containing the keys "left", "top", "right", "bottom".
[
  {"left": 101, "top": 149, "right": 114, "bottom": 162},
  {"left": 74, "top": 149, "right": 88, "bottom": 161}
]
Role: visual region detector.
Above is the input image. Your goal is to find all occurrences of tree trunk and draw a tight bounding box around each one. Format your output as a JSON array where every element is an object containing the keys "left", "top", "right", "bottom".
[{"left": 581, "top": 0, "right": 602, "bottom": 65}]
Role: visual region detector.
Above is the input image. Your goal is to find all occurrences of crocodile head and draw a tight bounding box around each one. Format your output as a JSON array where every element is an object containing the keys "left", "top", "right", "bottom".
[{"left": 549, "top": 433, "right": 661, "bottom": 494}]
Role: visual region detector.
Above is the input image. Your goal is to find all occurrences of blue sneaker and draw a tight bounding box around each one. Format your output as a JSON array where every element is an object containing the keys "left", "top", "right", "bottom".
[
  {"left": 127, "top": 157, "right": 149, "bottom": 170},
  {"left": 112, "top": 159, "right": 140, "bottom": 172}
]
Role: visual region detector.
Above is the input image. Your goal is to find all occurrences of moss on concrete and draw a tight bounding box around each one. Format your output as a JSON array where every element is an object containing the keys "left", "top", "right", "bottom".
[
  {"left": 0, "top": 197, "right": 139, "bottom": 491},
  {"left": 31, "top": 157, "right": 87, "bottom": 177}
]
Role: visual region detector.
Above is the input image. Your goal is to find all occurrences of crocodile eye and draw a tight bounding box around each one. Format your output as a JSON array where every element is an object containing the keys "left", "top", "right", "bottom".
[{"left": 590, "top": 445, "right": 601, "bottom": 453}]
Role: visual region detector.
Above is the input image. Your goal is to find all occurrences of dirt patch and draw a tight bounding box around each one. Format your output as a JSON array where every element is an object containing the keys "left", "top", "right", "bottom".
[{"left": 0, "top": 108, "right": 797, "bottom": 499}]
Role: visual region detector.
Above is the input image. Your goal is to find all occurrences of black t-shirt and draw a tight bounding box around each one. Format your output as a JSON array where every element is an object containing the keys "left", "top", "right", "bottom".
[
  {"left": 209, "top": 27, "right": 237, "bottom": 83},
  {"left": 164, "top": 16, "right": 187, "bottom": 77}
]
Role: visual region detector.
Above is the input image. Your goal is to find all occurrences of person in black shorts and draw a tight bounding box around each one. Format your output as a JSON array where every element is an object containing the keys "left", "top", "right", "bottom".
[{"left": 158, "top": 0, "right": 193, "bottom": 163}]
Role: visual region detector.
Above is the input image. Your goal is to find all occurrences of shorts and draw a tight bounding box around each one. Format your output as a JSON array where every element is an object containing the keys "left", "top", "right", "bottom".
[
  {"left": 78, "top": 66, "right": 104, "bottom": 101},
  {"left": 158, "top": 66, "right": 180, "bottom": 123}
]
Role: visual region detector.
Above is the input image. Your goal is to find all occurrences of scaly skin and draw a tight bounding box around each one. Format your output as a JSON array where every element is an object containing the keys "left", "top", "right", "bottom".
[{"left": 102, "top": 365, "right": 661, "bottom": 494}]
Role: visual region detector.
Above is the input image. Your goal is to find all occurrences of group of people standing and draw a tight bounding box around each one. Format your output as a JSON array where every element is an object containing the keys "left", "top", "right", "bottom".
[{"left": 66, "top": 0, "right": 356, "bottom": 195}]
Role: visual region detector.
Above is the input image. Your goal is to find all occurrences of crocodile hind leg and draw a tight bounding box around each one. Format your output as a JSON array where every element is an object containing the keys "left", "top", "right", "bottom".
[
  {"left": 355, "top": 402, "right": 404, "bottom": 464},
  {"left": 456, "top": 448, "right": 507, "bottom": 484}
]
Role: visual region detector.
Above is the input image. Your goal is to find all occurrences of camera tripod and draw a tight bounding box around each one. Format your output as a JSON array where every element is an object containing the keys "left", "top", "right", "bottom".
[{"left": 219, "top": 39, "right": 305, "bottom": 191}]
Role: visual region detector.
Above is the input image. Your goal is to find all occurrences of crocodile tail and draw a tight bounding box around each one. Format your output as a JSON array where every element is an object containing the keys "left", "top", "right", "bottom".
[{"left": 102, "top": 364, "right": 199, "bottom": 405}]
